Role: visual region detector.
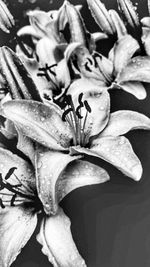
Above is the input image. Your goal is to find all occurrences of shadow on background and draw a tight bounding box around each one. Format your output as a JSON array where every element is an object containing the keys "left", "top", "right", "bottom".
[{"left": 0, "top": 0, "right": 150, "bottom": 266}]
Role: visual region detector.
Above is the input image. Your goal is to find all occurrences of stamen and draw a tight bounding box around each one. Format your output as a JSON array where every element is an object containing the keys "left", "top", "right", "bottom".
[
  {"left": 84, "top": 100, "right": 92, "bottom": 113},
  {"left": 93, "top": 53, "right": 113, "bottom": 84},
  {"left": 62, "top": 107, "right": 73, "bottom": 121},
  {"left": 5, "top": 167, "right": 17, "bottom": 180},
  {"left": 16, "top": 36, "right": 33, "bottom": 59},
  {"left": 0, "top": 198, "right": 5, "bottom": 209}
]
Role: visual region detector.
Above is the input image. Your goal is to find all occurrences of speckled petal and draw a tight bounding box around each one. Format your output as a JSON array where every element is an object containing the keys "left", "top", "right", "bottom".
[
  {"left": 37, "top": 208, "right": 86, "bottom": 267},
  {"left": 0, "top": 147, "right": 35, "bottom": 206},
  {"left": 0, "top": 206, "right": 37, "bottom": 267},
  {"left": 117, "top": 56, "right": 150, "bottom": 83},
  {"left": 2, "top": 100, "right": 72, "bottom": 150},
  {"left": 113, "top": 35, "right": 140, "bottom": 76},
  {"left": 117, "top": 0, "right": 140, "bottom": 28},
  {"left": 101, "top": 110, "right": 150, "bottom": 137},
  {"left": 35, "top": 147, "right": 81, "bottom": 215},
  {"left": 71, "top": 136, "right": 143, "bottom": 181},
  {"left": 58, "top": 160, "right": 110, "bottom": 202}
]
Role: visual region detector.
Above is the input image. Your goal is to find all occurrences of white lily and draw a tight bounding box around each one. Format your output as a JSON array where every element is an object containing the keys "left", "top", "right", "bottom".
[
  {"left": 1, "top": 81, "right": 150, "bottom": 216},
  {"left": 0, "top": 134, "right": 96, "bottom": 267},
  {"left": 72, "top": 34, "right": 150, "bottom": 100}
]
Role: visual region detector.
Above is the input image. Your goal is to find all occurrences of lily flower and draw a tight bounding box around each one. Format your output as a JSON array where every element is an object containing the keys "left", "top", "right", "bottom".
[
  {"left": 72, "top": 34, "right": 150, "bottom": 100},
  {"left": 0, "top": 0, "right": 14, "bottom": 33},
  {"left": 1, "top": 82, "right": 150, "bottom": 216},
  {"left": 0, "top": 133, "right": 103, "bottom": 267}
]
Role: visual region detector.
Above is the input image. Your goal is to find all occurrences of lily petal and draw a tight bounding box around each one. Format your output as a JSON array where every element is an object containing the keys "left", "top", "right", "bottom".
[
  {"left": 87, "top": 0, "right": 116, "bottom": 35},
  {"left": 64, "top": 1, "right": 89, "bottom": 47},
  {"left": 0, "top": 147, "right": 35, "bottom": 206},
  {"left": 141, "top": 17, "right": 150, "bottom": 28},
  {"left": 117, "top": 0, "right": 140, "bottom": 28},
  {"left": 113, "top": 81, "right": 147, "bottom": 99},
  {"left": 0, "top": 46, "right": 42, "bottom": 101},
  {"left": 37, "top": 207, "right": 86, "bottom": 267},
  {"left": 16, "top": 127, "right": 35, "bottom": 165},
  {"left": 0, "top": 0, "right": 14, "bottom": 33},
  {"left": 17, "top": 25, "right": 41, "bottom": 39},
  {"left": 71, "top": 136, "right": 142, "bottom": 181},
  {"left": 109, "top": 9, "right": 127, "bottom": 39},
  {"left": 101, "top": 110, "right": 150, "bottom": 137},
  {"left": 0, "top": 206, "right": 37, "bottom": 267},
  {"left": 113, "top": 35, "right": 139, "bottom": 76},
  {"left": 58, "top": 160, "right": 110, "bottom": 202},
  {"left": 35, "top": 146, "right": 81, "bottom": 215},
  {"left": 117, "top": 56, "right": 150, "bottom": 83},
  {"left": 143, "top": 31, "right": 150, "bottom": 56},
  {"left": 2, "top": 100, "right": 72, "bottom": 150}
]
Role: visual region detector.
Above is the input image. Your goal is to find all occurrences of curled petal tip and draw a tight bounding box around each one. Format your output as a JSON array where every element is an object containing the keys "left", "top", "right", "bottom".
[{"left": 132, "top": 163, "right": 143, "bottom": 181}]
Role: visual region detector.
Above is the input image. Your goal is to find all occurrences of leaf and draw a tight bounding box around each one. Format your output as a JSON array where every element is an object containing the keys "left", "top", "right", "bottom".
[
  {"left": 101, "top": 110, "right": 150, "bottom": 137},
  {"left": 87, "top": 0, "right": 116, "bottom": 35},
  {"left": 117, "top": 56, "right": 150, "bottom": 83},
  {"left": 71, "top": 136, "right": 143, "bottom": 181},
  {"left": 35, "top": 146, "right": 81, "bottom": 215},
  {"left": 37, "top": 208, "right": 86, "bottom": 267},
  {"left": 0, "top": 206, "right": 37, "bottom": 267},
  {"left": 58, "top": 160, "right": 110, "bottom": 202},
  {"left": 2, "top": 100, "right": 72, "bottom": 151}
]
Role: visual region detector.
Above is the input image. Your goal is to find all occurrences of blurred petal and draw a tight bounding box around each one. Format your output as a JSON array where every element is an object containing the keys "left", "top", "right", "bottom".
[
  {"left": 115, "top": 81, "right": 147, "bottom": 99},
  {"left": 143, "top": 32, "right": 150, "bottom": 56},
  {"left": 71, "top": 136, "right": 143, "bottom": 181},
  {"left": 0, "top": 147, "right": 35, "bottom": 206},
  {"left": 141, "top": 17, "right": 150, "bottom": 28},
  {"left": 58, "top": 160, "right": 110, "bottom": 202},
  {"left": 101, "top": 110, "right": 150, "bottom": 137},
  {"left": 117, "top": 56, "right": 150, "bottom": 83},
  {"left": 109, "top": 9, "right": 127, "bottom": 39},
  {"left": 2, "top": 100, "right": 72, "bottom": 150},
  {"left": 35, "top": 147, "right": 81, "bottom": 215},
  {"left": 0, "top": 206, "right": 37, "bottom": 267},
  {"left": 117, "top": 0, "right": 140, "bottom": 28},
  {"left": 64, "top": 1, "right": 89, "bottom": 47},
  {"left": 0, "top": 0, "right": 14, "bottom": 33},
  {"left": 37, "top": 208, "right": 86, "bottom": 267},
  {"left": 0, "top": 46, "right": 42, "bottom": 101},
  {"left": 113, "top": 35, "right": 139, "bottom": 75},
  {"left": 87, "top": 0, "right": 116, "bottom": 35}
]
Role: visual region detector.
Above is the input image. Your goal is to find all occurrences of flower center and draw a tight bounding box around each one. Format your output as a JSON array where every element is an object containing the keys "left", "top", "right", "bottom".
[
  {"left": 62, "top": 93, "right": 91, "bottom": 147},
  {"left": 0, "top": 167, "right": 35, "bottom": 209}
]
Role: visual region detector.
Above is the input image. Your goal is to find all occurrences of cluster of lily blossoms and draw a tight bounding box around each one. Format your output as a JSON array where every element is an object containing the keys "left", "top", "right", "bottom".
[{"left": 0, "top": 0, "right": 150, "bottom": 266}]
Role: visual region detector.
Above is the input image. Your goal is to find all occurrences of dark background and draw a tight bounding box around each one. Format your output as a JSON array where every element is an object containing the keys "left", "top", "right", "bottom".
[{"left": 1, "top": 0, "right": 150, "bottom": 266}]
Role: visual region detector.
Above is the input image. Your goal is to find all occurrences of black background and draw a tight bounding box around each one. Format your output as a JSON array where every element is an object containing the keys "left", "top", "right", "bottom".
[{"left": 1, "top": 0, "right": 150, "bottom": 266}]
